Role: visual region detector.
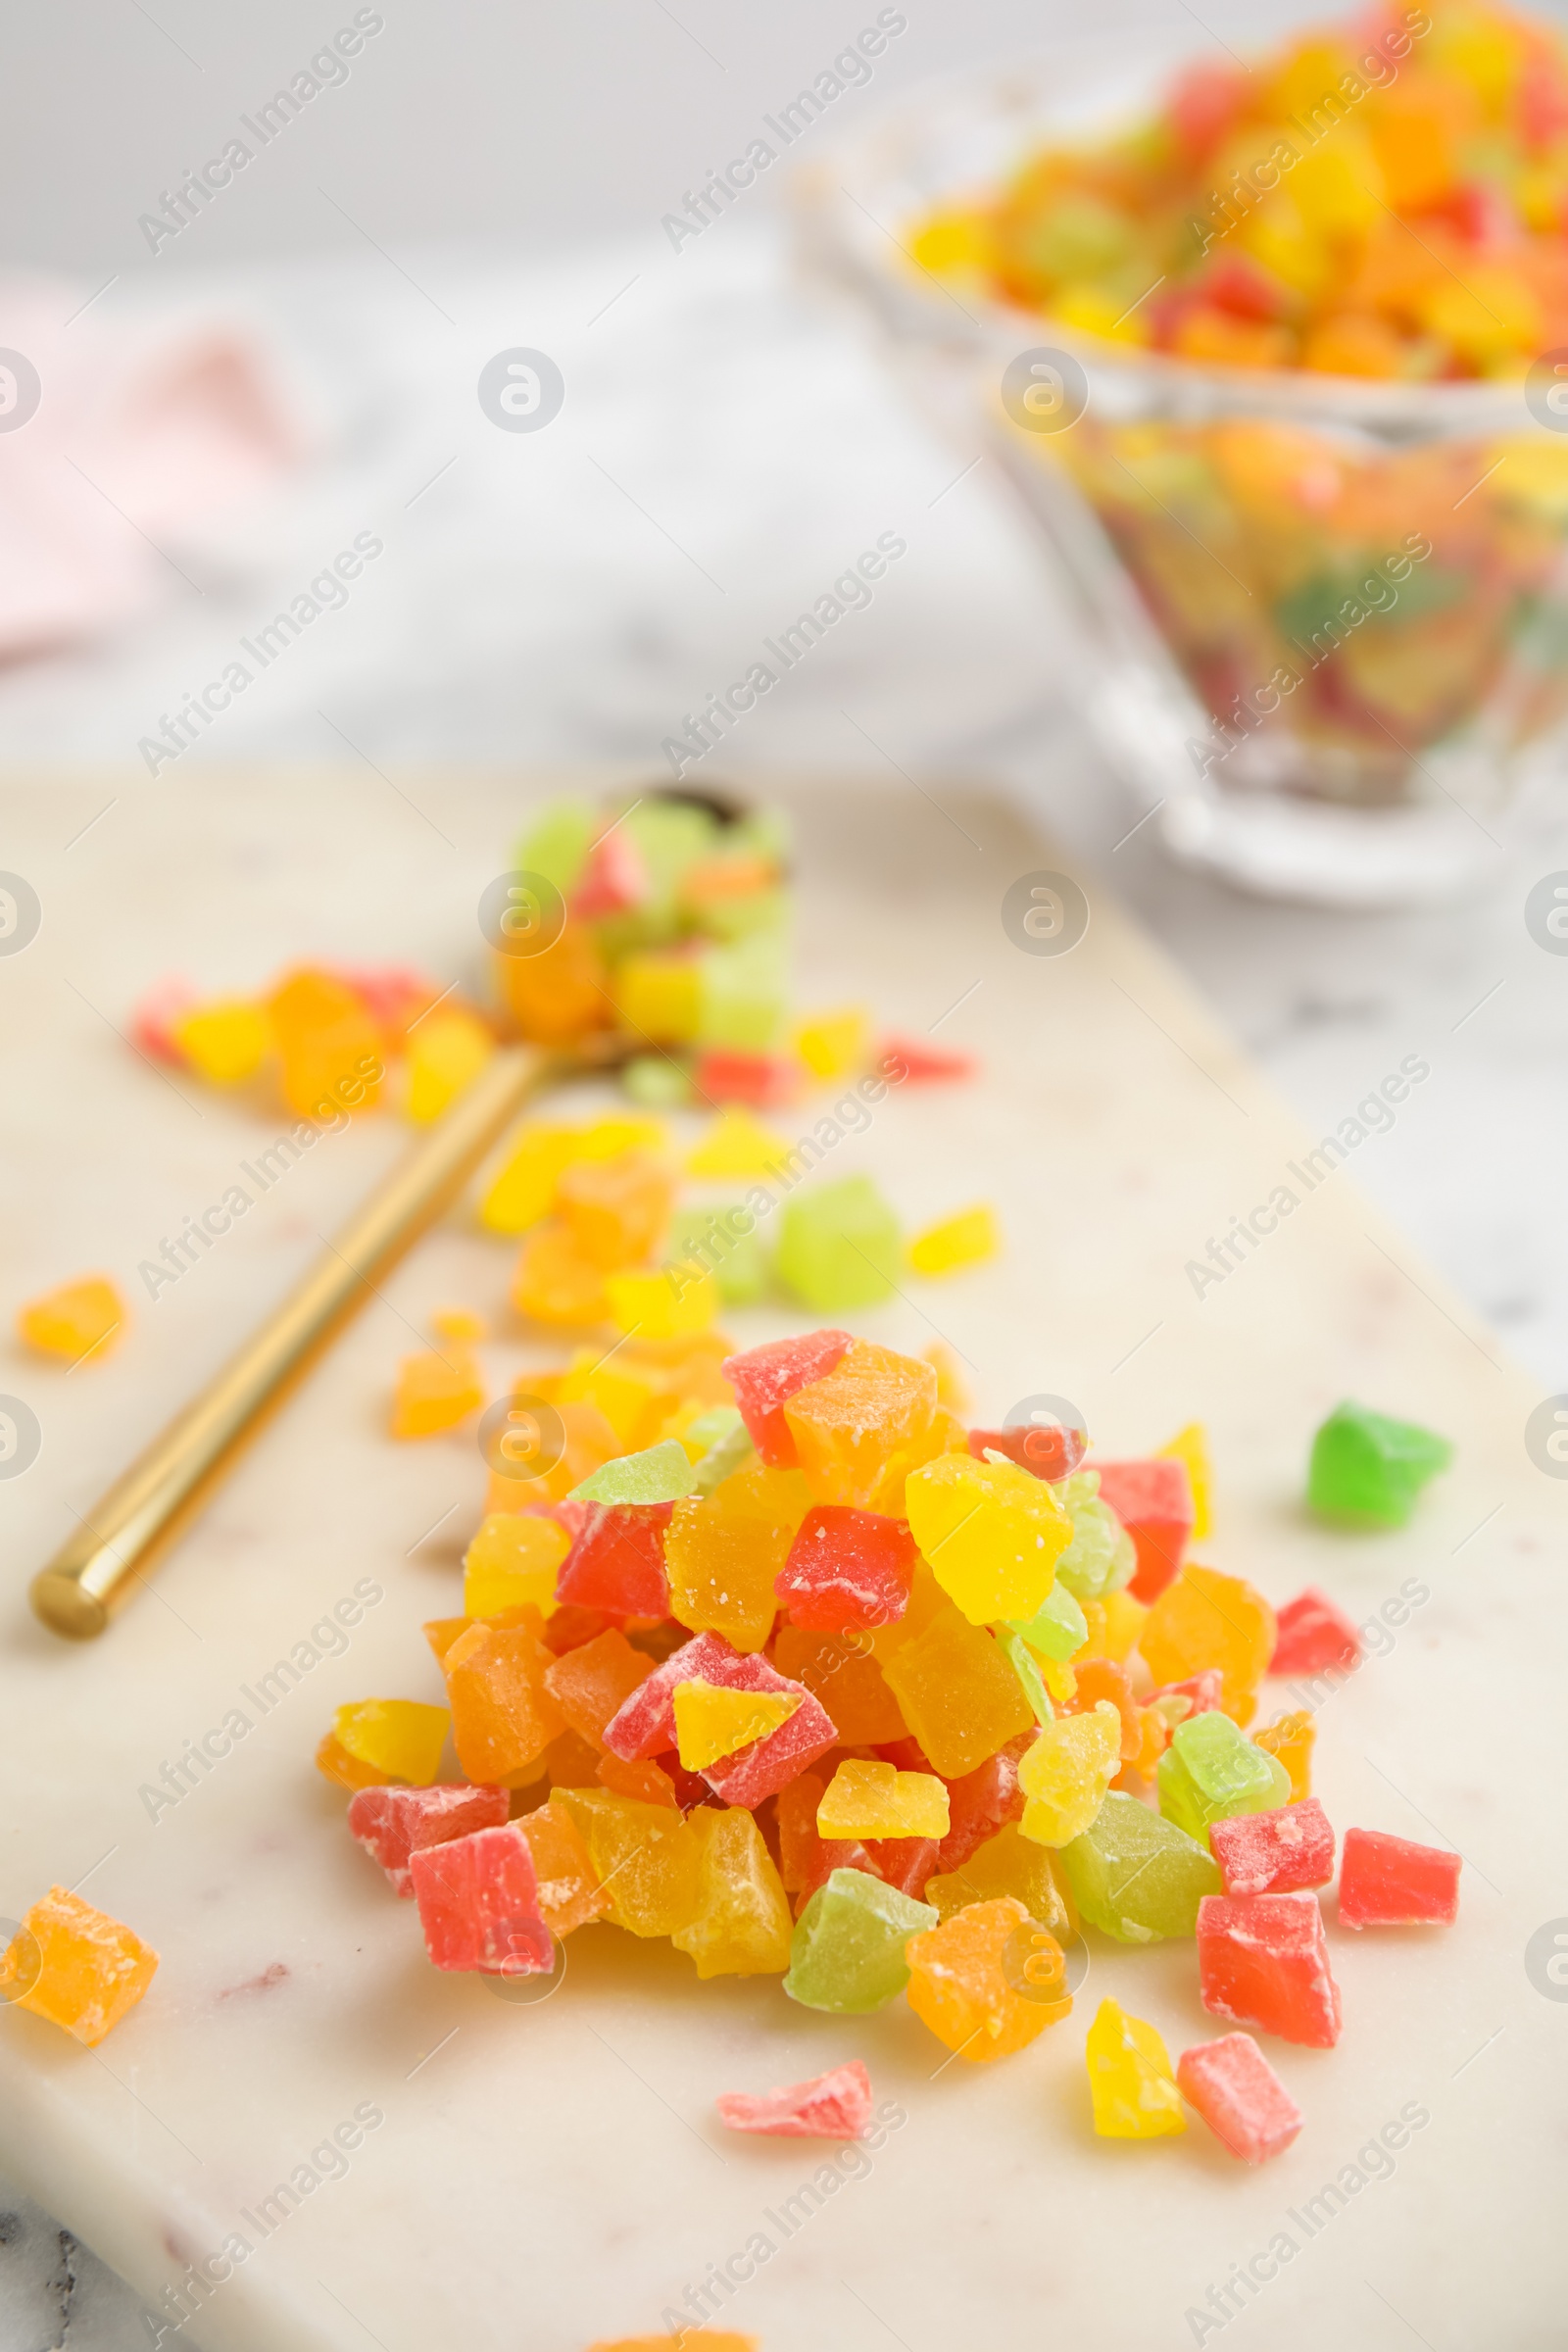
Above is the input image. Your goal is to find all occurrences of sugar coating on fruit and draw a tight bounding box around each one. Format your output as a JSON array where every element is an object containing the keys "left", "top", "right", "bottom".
[
  {"left": 817, "top": 1759, "right": 950, "bottom": 1841},
  {"left": 716, "top": 2059, "right": 874, "bottom": 2138},
  {"left": 1177, "top": 2032, "right": 1302, "bottom": 2164},
  {"left": 348, "top": 1783, "right": 509, "bottom": 1896},
  {"left": 1210, "top": 1798, "right": 1336, "bottom": 1897},
  {"left": 1017, "top": 1703, "right": 1123, "bottom": 1846},
  {"left": 906, "top": 1894, "right": 1070, "bottom": 2061},
  {"left": 904, "top": 1451, "right": 1070, "bottom": 1625},
  {"left": 410, "top": 1823, "right": 552, "bottom": 1974},
  {"left": 1197, "top": 1891, "right": 1342, "bottom": 2047},
  {"left": 1338, "top": 1827, "right": 1461, "bottom": 1928},
  {"left": 672, "top": 1680, "right": 803, "bottom": 1771},
  {"left": 783, "top": 1867, "right": 937, "bottom": 2013},
  {"left": 720, "top": 1328, "right": 852, "bottom": 1465},
  {"left": 0, "top": 1888, "right": 158, "bottom": 2047},
  {"left": 1157, "top": 1709, "right": 1293, "bottom": 1842},
  {"left": 1085, "top": 1997, "right": 1185, "bottom": 2138}
]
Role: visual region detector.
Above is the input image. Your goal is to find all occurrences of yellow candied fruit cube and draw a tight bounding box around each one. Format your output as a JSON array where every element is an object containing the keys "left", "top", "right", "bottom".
[
  {"left": 909, "top": 207, "right": 995, "bottom": 279},
  {"left": 671, "top": 1805, "right": 792, "bottom": 1980},
  {"left": 431, "top": 1305, "right": 487, "bottom": 1344},
  {"left": 1254, "top": 1707, "right": 1314, "bottom": 1802},
  {"left": 1416, "top": 268, "right": 1541, "bottom": 371},
  {"left": 615, "top": 953, "right": 703, "bottom": 1043},
  {"left": 463, "top": 1512, "right": 570, "bottom": 1619},
  {"left": 575, "top": 1116, "right": 666, "bottom": 1161},
  {"left": 1097, "top": 1588, "right": 1149, "bottom": 1664},
  {"left": 785, "top": 1340, "right": 941, "bottom": 1512},
  {"left": 880, "top": 1602, "right": 1035, "bottom": 1779},
  {"left": 480, "top": 1123, "right": 582, "bottom": 1234},
  {"left": 1156, "top": 1422, "right": 1211, "bottom": 1539},
  {"left": 172, "top": 999, "right": 271, "bottom": 1084},
  {"left": 1017, "top": 1702, "right": 1121, "bottom": 1846},
  {"left": 671, "top": 1680, "right": 802, "bottom": 1771},
  {"left": 0, "top": 1887, "right": 158, "bottom": 2047},
  {"left": 556, "top": 1349, "right": 669, "bottom": 1447},
  {"left": 391, "top": 1347, "right": 484, "bottom": 1438},
  {"left": 665, "top": 1460, "right": 809, "bottom": 1651},
  {"left": 816, "top": 1757, "right": 950, "bottom": 1840},
  {"left": 605, "top": 1262, "right": 719, "bottom": 1340},
  {"left": 907, "top": 1204, "right": 999, "bottom": 1278},
  {"left": 329, "top": 1699, "right": 448, "bottom": 1785},
  {"left": 1052, "top": 283, "right": 1151, "bottom": 346},
  {"left": 1085, "top": 1996, "right": 1185, "bottom": 2138},
  {"left": 405, "top": 1007, "right": 494, "bottom": 1124},
  {"left": 18, "top": 1275, "right": 126, "bottom": 1364},
  {"left": 685, "top": 1103, "right": 789, "bottom": 1178},
  {"left": 904, "top": 1450, "right": 1070, "bottom": 1626},
  {"left": 791, "top": 1005, "right": 870, "bottom": 1081}
]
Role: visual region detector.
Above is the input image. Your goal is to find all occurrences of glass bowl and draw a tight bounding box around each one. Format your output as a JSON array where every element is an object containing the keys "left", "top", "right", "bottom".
[{"left": 797, "top": 43, "right": 1568, "bottom": 905}]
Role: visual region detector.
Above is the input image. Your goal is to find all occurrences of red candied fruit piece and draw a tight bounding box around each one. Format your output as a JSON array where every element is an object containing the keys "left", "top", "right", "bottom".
[
  {"left": 1064, "top": 1659, "right": 1141, "bottom": 1762},
  {"left": 131, "top": 976, "right": 197, "bottom": 1062},
  {"left": 859, "top": 1837, "right": 940, "bottom": 1900},
  {"left": 1177, "top": 2033, "right": 1302, "bottom": 2164},
  {"left": 968, "top": 1424, "right": 1087, "bottom": 1481},
  {"left": 1270, "top": 1587, "right": 1363, "bottom": 1676},
  {"left": 571, "top": 830, "right": 647, "bottom": 920},
  {"left": 695, "top": 1049, "right": 801, "bottom": 1107},
  {"left": 716, "top": 2060, "right": 874, "bottom": 2140},
  {"left": 1338, "top": 1828, "right": 1461, "bottom": 1929},
  {"left": 1210, "top": 1797, "right": 1336, "bottom": 1897},
  {"left": 776, "top": 1770, "right": 875, "bottom": 1906},
  {"left": 1197, "top": 1891, "right": 1342, "bottom": 2048},
  {"left": 933, "top": 1736, "right": 1030, "bottom": 1874},
  {"left": 1151, "top": 1670, "right": 1225, "bottom": 1718},
  {"left": 555, "top": 1502, "right": 671, "bottom": 1621},
  {"left": 409, "top": 1823, "right": 552, "bottom": 1974},
  {"left": 1092, "top": 1457, "right": 1194, "bottom": 1603},
  {"left": 347, "top": 1783, "right": 509, "bottom": 1898},
  {"left": 722, "top": 1329, "right": 852, "bottom": 1467},
  {"left": 878, "top": 1036, "right": 975, "bottom": 1084},
  {"left": 602, "top": 1629, "right": 837, "bottom": 1806},
  {"left": 702, "top": 1688, "right": 837, "bottom": 1809},
  {"left": 775, "top": 1505, "right": 918, "bottom": 1633}
]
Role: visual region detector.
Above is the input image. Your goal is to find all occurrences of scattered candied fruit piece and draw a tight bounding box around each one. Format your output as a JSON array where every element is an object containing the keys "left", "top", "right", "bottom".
[
  {"left": 1141, "top": 1564, "right": 1277, "bottom": 1726},
  {"left": 172, "top": 998, "right": 270, "bottom": 1084},
  {"left": 443, "top": 1618, "right": 564, "bottom": 1786},
  {"left": 1091, "top": 1456, "right": 1194, "bottom": 1603},
  {"left": 410, "top": 1822, "right": 552, "bottom": 1975},
  {"left": 1157, "top": 1709, "right": 1292, "bottom": 1842},
  {"left": 1338, "top": 1827, "right": 1461, "bottom": 1928},
  {"left": 325, "top": 1699, "right": 448, "bottom": 1788},
  {"left": 774, "top": 1503, "right": 917, "bottom": 1632},
  {"left": 1210, "top": 1796, "right": 1335, "bottom": 1897},
  {"left": 686, "top": 1103, "right": 789, "bottom": 1177},
  {"left": 0, "top": 1888, "right": 157, "bottom": 2046},
  {"left": 1307, "top": 1400, "right": 1451, "bottom": 1527},
  {"left": 783, "top": 1866, "right": 937, "bottom": 2013},
  {"left": 1270, "top": 1586, "right": 1362, "bottom": 1675},
  {"left": 1197, "top": 1890, "right": 1342, "bottom": 2046},
  {"left": 1085, "top": 1997, "right": 1185, "bottom": 2139},
  {"left": 463, "top": 1512, "right": 570, "bottom": 1619},
  {"left": 905, "top": 1450, "right": 1070, "bottom": 1625},
  {"left": 348, "top": 1783, "right": 509, "bottom": 1897},
  {"left": 716, "top": 2059, "right": 873, "bottom": 2138},
  {"left": 18, "top": 1275, "right": 125, "bottom": 1364},
  {"left": 405, "top": 1007, "right": 494, "bottom": 1123},
  {"left": 672, "top": 1680, "right": 802, "bottom": 1771},
  {"left": 776, "top": 1175, "right": 903, "bottom": 1312},
  {"left": 907, "top": 1204, "right": 999, "bottom": 1277},
  {"left": 1177, "top": 2032, "right": 1302, "bottom": 2164},
  {"left": 391, "top": 1347, "right": 483, "bottom": 1439},
  {"left": 1017, "top": 1703, "right": 1123, "bottom": 1846},
  {"left": 906, "top": 1894, "right": 1069, "bottom": 2061},
  {"left": 1253, "top": 1708, "right": 1314, "bottom": 1801},
  {"left": 722, "top": 1327, "right": 852, "bottom": 1465},
  {"left": 671, "top": 1805, "right": 793, "bottom": 1979}
]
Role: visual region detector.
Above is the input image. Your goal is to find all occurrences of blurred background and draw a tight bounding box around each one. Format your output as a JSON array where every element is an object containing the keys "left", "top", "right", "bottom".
[{"left": 4, "top": 5, "right": 1568, "bottom": 2326}]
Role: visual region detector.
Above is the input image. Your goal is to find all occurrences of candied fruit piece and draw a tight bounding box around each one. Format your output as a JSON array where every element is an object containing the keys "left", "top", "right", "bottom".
[
  {"left": 405, "top": 1007, "right": 493, "bottom": 1123},
  {"left": 933, "top": 1740, "right": 1028, "bottom": 1873},
  {"left": 551, "top": 1789, "right": 702, "bottom": 1937},
  {"left": 410, "top": 1823, "right": 552, "bottom": 1975},
  {"left": 1064, "top": 1658, "right": 1141, "bottom": 1761},
  {"left": 775, "top": 1768, "right": 874, "bottom": 1905},
  {"left": 1177, "top": 2032, "right": 1302, "bottom": 2165},
  {"left": 907, "top": 1204, "right": 999, "bottom": 1277},
  {"left": 672, "top": 1806, "right": 793, "bottom": 1978},
  {"left": 496, "top": 916, "right": 610, "bottom": 1045},
  {"left": 1270, "top": 1586, "right": 1362, "bottom": 1675},
  {"left": 1141, "top": 1565, "right": 1276, "bottom": 1726},
  {"left": 1307, "top": 1400, "right": 1451, "bottom": 1527},
  {"left": 1017, "top": 1704, "right": 1122, "bottom": 1846},
  {"left": 18, "top": 1275, "right": 125, "bottom": 1364},
  {"left": 443, "top": 1619, "right": 564, "bottom": 1786},
  {"left": 1007, "top": 1582, "right": 1089, "bottom": 1663},
  {"left": 604, "top": 1630, "right": 835, "bottom": 1804},
  {"left": 1158, "top": 1710, "right": 1292, "bottom": 1843},
  {"left": 0, "top": 1888, "right": 157, "bottom": 2047},
  {"left": 1338, "top": 1827, "right": 1461, "bottom": 1928},
  {"left": 783, "top": 1866, "right": 937, "bottom": 2013},
  {"left": 784, "top": 1340, "right": 939, "bottom": 1510},
  {"left": 716, "top": 2060, "right": 873, "bottom": 2138},
  {"left": 605, "top": 1263, "right": 719, "bottom": 1339},
  {"left": 512, "top": 1222, "right": 611, "bottom": 1327},
  {"left": 1085, "top": 1997, "right": 1185, "bottom": 2139},
  {"left": 924, "top": 1821, "right": 1077, "bottom": 1945},
  {"left": 348, "top": 1783, "right": 509, "bottom": 1896},
  {"left": 268, "top": 966, "right": 383, "bottom": 1117},
  {"left": 664, "top": 1459, "right": 809, "bottom": 1649},
  {"left": 672, "top": 1680, "right": 802, "bottom": 1770},
  {"left": 1253, "top": 1708, "right": 1314, "bottom": 1801},
  {"left": 463, "top": 1512, "right": 569, "bottom": 1620},
  {"left": 969, "top": 1420, "right": 1087, "bottom": 1481},
  {"left": 687, "top": 1103, "right": 790, "bottom": 1177},
  {"left": 1049, "top": 1472, "right": 1136, "bottom": 1604},
  {"left": 432, "top": 1305, "right": 487, "bottom": 1344},
  {"left": 775, "top": 1175, "right": 902, "bottom": 1312},
  {"left": 881, "top": 1603, "right": 1034, "bottom": 1779},
  {"left": 1091, "top": 1457, "right": 1194, "bottom": 1603},
  {"left": 391, "top": 1347, "right": 483, "bottom": 1439},
  {"left": 480, "top": 1123, "right": 581, "bottom": 1234},
  {"left": 1156, "top": 1422, "right": 1211, "bottom": 1538},
  {"left": 557, "top": 1150, "right": 677, "bottom": 1269},
  {"left": 880, "top": 1035, "right": 972, "bottom": 1083},
  {"left": 172, "top": 999, "right": 270, "bottom": 1084},
  {"left": 817, "top": 1758, "right": 949, "bottom": 1840},
  {"left": 616, "top": 951, "right": 702, "bottom": 1043},
  {"left": 543, "top": 1628, "right": 655, "bottom": 1746},
  {"left": 770, "top": 1623, "right": 907, "bottom": 1745},
  {"left": 1197, "top": 1891, "right": 1342, "bottom": 2046},
  {"left": 571, "top": 1439, "right": 697, "bottom": 1506},
  {"left": 514, "top": 1796, "right": 612, "bottom": 1935},
  {"left": 792, "top": 1005, "right": 869, "bottom": 1080},
  {"left": 1210, "top": 1797, "right": 1335, "bottom": 1897},
  {"left": 906, "top": 1894, "right": 1069, "bottom": 2061},
  {"left": 905, "top": 1451, "right": 1070, "bottom": 1625},
  {"left": 775, "top": 1504, "right": 917, "bottom": 1632},
  {"left": 1059, "top": 1791, "right": 1221, "bottom": 1942},
  {"left": 328, "top": 1699, "right": 447, "bottom": 1787},
  {"left": 723, "top": 1328, "right": 852, "bottom": 1465},
  {"left": 556, "top": 1503, "right": 672, "bottom": 1621}
]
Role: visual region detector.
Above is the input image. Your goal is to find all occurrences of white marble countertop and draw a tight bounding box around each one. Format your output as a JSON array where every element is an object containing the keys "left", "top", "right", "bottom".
[{"left": 4, "top": 219, "right": 1568, "bottom": 2346}]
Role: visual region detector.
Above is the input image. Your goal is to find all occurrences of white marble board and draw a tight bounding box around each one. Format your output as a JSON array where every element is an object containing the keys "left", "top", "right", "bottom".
[{"left": 0, "top": 771, "right": 1562, "bottom": 2352}]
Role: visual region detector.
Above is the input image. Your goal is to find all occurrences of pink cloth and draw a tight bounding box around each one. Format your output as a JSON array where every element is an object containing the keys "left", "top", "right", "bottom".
[{"left": 0, "top": 277, "right": 299, "bottom": 659}]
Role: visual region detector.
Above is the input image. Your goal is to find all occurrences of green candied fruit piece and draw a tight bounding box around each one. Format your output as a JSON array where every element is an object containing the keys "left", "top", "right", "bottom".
[
  {"left": 1307, "top": 1400, "right": 1452, "bottom": 1528},
  {"left": 515, "top": 797, "right": 594, "bottom": 897},
  {"left": 622, "top": 1054, "right": 693, "bottom": 1108},
  {"left": 1049, "top": 1471, "right": 1137, "bottom": 1602},
  {"left": 776, "top": 1175, "right": 902, "bottom": 1314},
  {"left": 569, "top": 1439, "right": 696, "bottom": 1506},
  {"left": 995, "top": 1627, "right": 1053, "bottom": 1725},
  {"left": 783, "top": 1868, "right": 936, "bottom": 2013},
  {"left": 1006, "top": 1580, "right": 1089, "bottom": 1663},
  {"left": 1157, "top": 1711, "right": 1291, "bottom": 1844},
  {"left": 689, "top": 1410, "right": 755, "bottom": 1496},
  {"left": 1058, "top": 1791, "right": 1221, "bottom": 1942},
  {"left": 1021, "top": 193, "right": 1133, "bottom": 282},
  {"left": 695, "top": 935, "right": 787, "bottom": 1050},
  {"left": 622, "top": 797, "right": 717, "bottom": 907},
  {"left": 668, "top": 1203, "right": 770, "bottom": 1306}
]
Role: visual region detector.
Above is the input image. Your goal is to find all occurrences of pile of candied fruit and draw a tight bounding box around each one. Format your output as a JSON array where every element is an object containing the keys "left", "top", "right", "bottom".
[{"left": 916, "top": 1, "right": 1568, "bottom": 378}]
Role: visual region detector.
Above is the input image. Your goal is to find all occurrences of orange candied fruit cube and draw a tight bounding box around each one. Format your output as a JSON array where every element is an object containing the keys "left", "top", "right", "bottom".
[
  {"left": 771, "top": 1623, "right": 908, "bottom": 1744},
  {"left": 514, "top": 1794, "right": 612, "bottom": 1935},
  {"left": 494, "top": 917, "right": 612, "bottom": 1045},
  {"left": 443, "top": 1617, "right": 564, "bottom": 1786},
  {"left": 512, "top": 1221, "right": 612, "bottom": 1328},
  {"left": 1140, "top": 1563, "right": 1276, "bottom": 1726},
  {"left": 266, "top": 965, "right": 383, "bottom": 1118},
  {"left": 1253, "top": 1706, "right": 1314, "bottom": 1801},
  {"left": 556, "top": 1150, "right": 677, "bottom": 1269},
  {"left": 391, "top": 1347, "right": 484, "bottom": 1439},
  {"left": 18, "top": 1274, "right": 126, "bottom": 1364},
  {"left": 782, "top": 1339, "right": 941, "bottom": 1510},
  {"left": 0, "top": 1887, "right": 158, "bottom": 2047}
]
